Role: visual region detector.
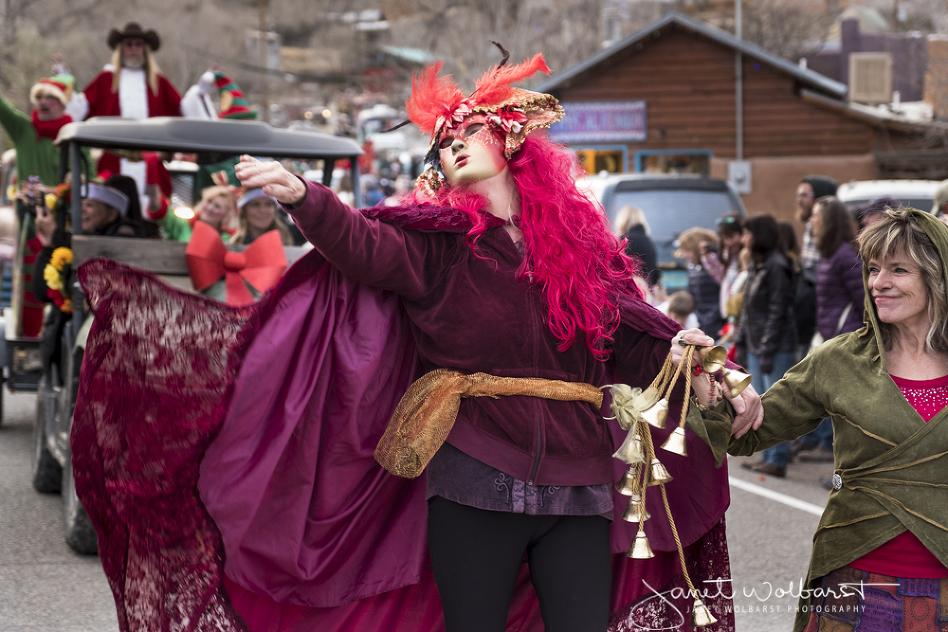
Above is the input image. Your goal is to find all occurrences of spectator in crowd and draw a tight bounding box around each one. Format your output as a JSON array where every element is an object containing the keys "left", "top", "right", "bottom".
[
  {"left": 615, "top": 205, "right": 660, "bottom": 288},
  {"left": 676, "top": 227, "right": 725, "bottom": 339},
  {"left": 856, "top": 196, "right": 900, "bottom": 231},
  {"left": 738, "top": 214, "right": 797, "bottom": 478},
  {"left": 795, "top": 197, "right": 865, "bottom": 470},
  {"left": 230, "top": 188, "right": 293, "bottom": 246},
  {"left": 700, "top": 213, "right": 744, "bottom": 344},
  {"left": 661, "top": 290, "right": 698, "bottom": 329},
  {"left": 934, "top": 180, "right": 948, "bottom": 218},
  {"left": 795, "top": 175, "right": 839, "bottom": 360}
]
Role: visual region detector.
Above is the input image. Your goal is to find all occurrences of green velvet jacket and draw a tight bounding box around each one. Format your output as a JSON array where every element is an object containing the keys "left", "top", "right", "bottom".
[{"left": 689, "top": 209, "right": 948, "bottom": 631}]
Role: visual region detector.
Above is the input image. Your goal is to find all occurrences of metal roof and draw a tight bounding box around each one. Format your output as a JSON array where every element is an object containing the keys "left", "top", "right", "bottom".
[
  {"left": 535, "top": 12, "right": 847, "bottom": 98},
  {"left": 56, "top": 117, "right": 363, "bottom": 159}
]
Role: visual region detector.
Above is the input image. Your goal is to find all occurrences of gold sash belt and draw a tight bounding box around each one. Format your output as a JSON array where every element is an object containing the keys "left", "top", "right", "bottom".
[{"left": 374, "top": 368, "right": 604, "bottom": 479}]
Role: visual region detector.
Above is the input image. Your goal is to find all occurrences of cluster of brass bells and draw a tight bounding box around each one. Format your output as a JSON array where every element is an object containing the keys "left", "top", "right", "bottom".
[
  {"left": 700, "top": 345, "right": 753, "bottom": 399},
  {"left": 605, "top": 343, "right": 744, "bottom": 627}
]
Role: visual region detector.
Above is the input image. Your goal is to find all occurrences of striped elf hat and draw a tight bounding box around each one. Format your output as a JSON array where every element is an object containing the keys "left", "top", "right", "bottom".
[
  {"left": 30, "top": 74, "right": 75, "bottom": 106},
  {"left": 213, "top": 72, "right": 256, "bottom": 120}
]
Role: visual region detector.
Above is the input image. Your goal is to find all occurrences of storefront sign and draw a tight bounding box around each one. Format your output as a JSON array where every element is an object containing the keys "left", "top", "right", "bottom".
[{"left": 549, "top": 101, "right": 647, "bottom": 143}]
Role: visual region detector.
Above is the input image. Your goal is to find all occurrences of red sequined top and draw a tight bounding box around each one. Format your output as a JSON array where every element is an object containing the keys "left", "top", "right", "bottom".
[{"left": 849, "top": 374, "right": 948, "bottom": 578}]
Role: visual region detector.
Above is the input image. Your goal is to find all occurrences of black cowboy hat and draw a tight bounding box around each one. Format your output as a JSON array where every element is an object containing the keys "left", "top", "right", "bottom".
[{"left": 107, "top": 22, "right": 160, "bottom": 52}]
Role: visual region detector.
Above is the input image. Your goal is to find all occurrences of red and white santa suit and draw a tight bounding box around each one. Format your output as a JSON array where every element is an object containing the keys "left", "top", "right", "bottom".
[{"left": 76, "top": 64, "right": 181, "bottom": 209}]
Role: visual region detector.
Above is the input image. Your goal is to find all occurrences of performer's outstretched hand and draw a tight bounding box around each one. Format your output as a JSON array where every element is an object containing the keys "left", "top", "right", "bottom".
[
  {"left": 728, "top": 383, "right": 763, "bottom": 438},
  {"left": 235, "top": 155, "right": 307, "bottom": 206},
  {"left": 669, "top": 328, "right": 764, "bottom": 437}
]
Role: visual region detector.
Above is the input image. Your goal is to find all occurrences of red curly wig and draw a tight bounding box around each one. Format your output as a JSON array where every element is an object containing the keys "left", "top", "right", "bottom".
[{"left": 414, "top": 134, "right": 642, "bottom": 360}]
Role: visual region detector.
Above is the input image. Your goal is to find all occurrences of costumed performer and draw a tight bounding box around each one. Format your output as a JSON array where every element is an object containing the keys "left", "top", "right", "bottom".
[
  {"left": 71, "top": 50, "right": 761, "bottom": 632},
  {"left": 74, "top": 22, "right": 182, "bottom": 200},
  {"left": 0, "top": 72, "right": 83, "bottom": 338},
  {"left": 684, "top": 207, "right": 948, "bottom": 632}
]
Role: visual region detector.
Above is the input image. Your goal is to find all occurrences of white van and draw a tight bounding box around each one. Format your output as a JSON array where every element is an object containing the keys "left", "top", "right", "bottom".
[{"left": 836, "top": 179, "right": 943, "bottom": 214}]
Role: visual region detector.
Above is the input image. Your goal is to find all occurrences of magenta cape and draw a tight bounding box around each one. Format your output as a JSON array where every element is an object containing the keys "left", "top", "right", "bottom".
[{"left": 72, "top": 210, "right": 733, "bottom": 631}]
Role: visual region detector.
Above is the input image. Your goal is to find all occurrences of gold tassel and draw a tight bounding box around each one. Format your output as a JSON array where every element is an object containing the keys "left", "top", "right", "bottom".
[{"left": 647, "top": 458, "right": 673, "bottom": 485}]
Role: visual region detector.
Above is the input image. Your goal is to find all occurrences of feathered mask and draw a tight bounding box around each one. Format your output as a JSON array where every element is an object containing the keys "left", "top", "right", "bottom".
[{"left": 404, "top": 44, "right": 564, "bottom": 193}]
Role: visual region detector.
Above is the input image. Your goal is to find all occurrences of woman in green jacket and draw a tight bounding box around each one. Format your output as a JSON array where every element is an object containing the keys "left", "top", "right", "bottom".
[{"left": 683, "top": 208, "right": 948, "bottom": 631}]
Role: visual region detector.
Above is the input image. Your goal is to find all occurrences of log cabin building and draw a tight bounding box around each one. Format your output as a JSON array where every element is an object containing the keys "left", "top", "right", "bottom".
[{"left": 535, "top": 12, "right": 948, "bottom": 221}]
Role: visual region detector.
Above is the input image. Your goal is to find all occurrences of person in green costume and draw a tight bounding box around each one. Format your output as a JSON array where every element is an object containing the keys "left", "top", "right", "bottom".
[
  {"left": 0, "top": 74, "right": 77, "bottom": 191},
  {"left": 680, "top": 207, "right": 948, "bottom": 631}
]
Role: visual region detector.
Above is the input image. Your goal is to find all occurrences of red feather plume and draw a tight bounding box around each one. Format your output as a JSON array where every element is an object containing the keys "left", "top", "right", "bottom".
[
  {"left": 405, "top": 62, "right": 466, "bottom": 135},
  {"left": 471, "top": 54, "right": 551, "bottom": 106}
]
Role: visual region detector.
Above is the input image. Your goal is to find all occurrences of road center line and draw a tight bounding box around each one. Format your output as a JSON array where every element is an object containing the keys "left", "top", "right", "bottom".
[{"left": 728, "top": 476, "right": 826, "bottom": 516}]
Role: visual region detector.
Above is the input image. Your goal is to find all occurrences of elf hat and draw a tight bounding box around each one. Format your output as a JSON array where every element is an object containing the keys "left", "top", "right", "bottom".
[
  {"left": 30, "top": 74, "right": 75, "bottom": 107},
  {"left": 214, "top": 72, "right": 256, "bottom": 120}
]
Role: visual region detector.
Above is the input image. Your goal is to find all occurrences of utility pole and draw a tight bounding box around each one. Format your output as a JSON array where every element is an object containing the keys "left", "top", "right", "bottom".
[
  {"left": 259, "top": 0, "right": 270, "bottom": 123},
  {"left": 735, "top": 0, "right": 743, "bottom": 161}
]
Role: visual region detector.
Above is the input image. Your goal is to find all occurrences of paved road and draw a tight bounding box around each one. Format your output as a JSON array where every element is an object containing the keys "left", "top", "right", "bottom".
[
  {"left": 0, "top": 388, "right": 834, "bottom": 632},
  {"left": 0, "top": 391, "right": 116, "bottom": 632},
  {"left": 726, "top": 454, "right": 832, "bottom": 632}
]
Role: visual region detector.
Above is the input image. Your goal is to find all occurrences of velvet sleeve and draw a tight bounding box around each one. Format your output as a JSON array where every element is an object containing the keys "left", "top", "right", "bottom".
[
  {"left": 687, "top": 347, "right": 828, "bottom": 464},
  {"left": 283, "top": 179, "right": 450, "bottom": 301}
]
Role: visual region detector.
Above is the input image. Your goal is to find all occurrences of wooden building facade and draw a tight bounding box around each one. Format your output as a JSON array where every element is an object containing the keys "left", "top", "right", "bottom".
[{"left": 536, "top": 13, "right": 948, "bottom": 219}]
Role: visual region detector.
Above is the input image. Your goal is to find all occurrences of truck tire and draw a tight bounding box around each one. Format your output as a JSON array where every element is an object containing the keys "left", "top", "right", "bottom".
[
  {"left": 63, "top": 452, "right": 98, "bottom": 555},
  {"left": 32, "top": 376, "right": 62, "bottom": 493}
]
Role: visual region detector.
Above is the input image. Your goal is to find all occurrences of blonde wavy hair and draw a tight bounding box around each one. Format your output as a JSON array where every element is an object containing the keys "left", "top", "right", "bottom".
[
  {"left": 614, "top": 205, "right": 650, "bottom": 237},
  {"left": 231, "top": 196, "right": 293, "bottom": 246},
  {"left": 856, "top": 208, "right": 948, "bottom": 353}
]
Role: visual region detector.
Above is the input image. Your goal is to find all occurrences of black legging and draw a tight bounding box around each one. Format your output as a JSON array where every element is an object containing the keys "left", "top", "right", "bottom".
[{"left": 427, "top": 496, "right": 612, "bottom": 632}]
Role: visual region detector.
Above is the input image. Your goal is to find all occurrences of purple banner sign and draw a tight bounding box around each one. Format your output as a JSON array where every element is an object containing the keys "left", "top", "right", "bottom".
[{"left": 549, "top": 101, "right": 647, "bottom": 143}]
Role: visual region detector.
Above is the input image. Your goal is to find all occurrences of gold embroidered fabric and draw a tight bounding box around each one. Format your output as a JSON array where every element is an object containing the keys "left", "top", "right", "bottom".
[{"left": 374, "top": 369, "right": 604, "bottom": 478}]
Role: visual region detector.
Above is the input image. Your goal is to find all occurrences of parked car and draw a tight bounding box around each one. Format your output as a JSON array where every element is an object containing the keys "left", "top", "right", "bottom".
[
  {"left": 31, "top": 116, "right": 363, "bottom": 554},
  {"left": 576, "top": 173, "right": 747, "bottom": 291},
  {"left": 836, "top": 179, "right": 943, "bottom": 215}
]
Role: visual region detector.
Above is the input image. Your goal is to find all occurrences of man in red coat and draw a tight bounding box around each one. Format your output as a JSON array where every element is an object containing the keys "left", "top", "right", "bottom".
[
  {"left": 76, "top": 22, "right": 182, "bottom": 213},
  {"left": 80, "top": 22, "right": 181, "bottom": 120}
]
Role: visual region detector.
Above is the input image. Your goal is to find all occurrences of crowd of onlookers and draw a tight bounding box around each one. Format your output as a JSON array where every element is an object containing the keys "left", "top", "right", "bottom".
[{"left": 619, "top": 176, "right": 948, "bottom": 483}]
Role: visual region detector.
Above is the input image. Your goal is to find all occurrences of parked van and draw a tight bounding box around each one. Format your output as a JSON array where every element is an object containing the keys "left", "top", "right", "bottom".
[
  {"left": 836, "top": 179, "right": 943, "bottom": 214},
  {"left": 576, "top": 173, "right": 746, "bottom": 291}
]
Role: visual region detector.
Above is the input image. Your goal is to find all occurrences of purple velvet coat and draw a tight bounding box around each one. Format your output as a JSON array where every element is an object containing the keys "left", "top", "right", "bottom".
[{"left": 815, "top": 242, "right": 865, "bottom": 340}]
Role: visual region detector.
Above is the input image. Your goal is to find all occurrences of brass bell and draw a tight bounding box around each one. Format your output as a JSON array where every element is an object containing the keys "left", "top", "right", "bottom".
[
  {"left": 722, "top": 368, "right": 753, "bottom": 398},
  {"left": 660, "top": 426, "right": 688, "bottom": 456},
  {"left": 640, "top": 398, "right": 668, "bottom": 429},
  {"left": 691, "top": 598, "right": 718, "bottom": 627},
  {"left": 647, "top": 458, "right": 673, "bottom": 485},
  {"left": 627, "top": 528, "right": 654, "bottom": 559},
  {"left": 632, "top": 385, "right": 660, "bottom": 412},
  {"left": 615, "top": 465, "right": 641, "bottom": 496},
  {"left": 612, "top": 431, "right": 645, "bottom": 465},
  {"left": 621, "top": 496, "right": 651, "bottom": 523},
  {"left": 699, "top": 345, "right": 728, "bottom": 373}
]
